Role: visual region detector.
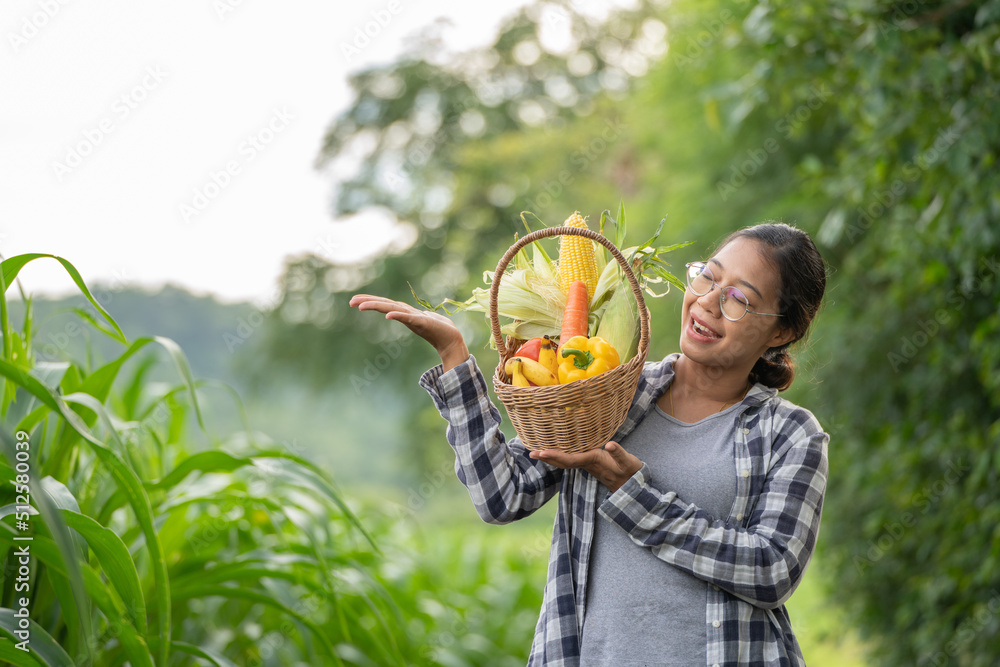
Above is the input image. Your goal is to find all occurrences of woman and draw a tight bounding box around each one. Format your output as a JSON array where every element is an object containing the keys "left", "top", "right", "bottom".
[{"left": 350, "top": 222, "right": 829, "bottom": 666}]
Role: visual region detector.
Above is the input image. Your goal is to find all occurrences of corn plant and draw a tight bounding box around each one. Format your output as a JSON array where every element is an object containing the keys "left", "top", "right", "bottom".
[
  {"left": 0, "top": 254, "right": 409, "bottom": 666},
  {"left": 361, "top": 508, "right": 548, "bottom": 667}
]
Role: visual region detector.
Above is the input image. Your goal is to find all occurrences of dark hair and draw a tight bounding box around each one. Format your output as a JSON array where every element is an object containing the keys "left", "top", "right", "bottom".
[{"left": 713, "top": 222, "right": 826, "bottom": 391}]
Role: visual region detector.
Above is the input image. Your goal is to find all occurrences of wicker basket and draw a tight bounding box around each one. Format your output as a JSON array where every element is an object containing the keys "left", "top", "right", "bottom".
[{"left": 489, "top": 225, "right": 651, "bottom": 453}]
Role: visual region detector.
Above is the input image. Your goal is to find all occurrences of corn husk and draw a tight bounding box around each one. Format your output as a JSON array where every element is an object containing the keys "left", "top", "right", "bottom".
[
  {"left": 595, "top": 278, "right": 640, "bottom": 363},
  {"left": 410, "top": 204, "right": 692, "bottom": 351},
  {"left": 467, "top": 266, "right": 566, "bottom": 346}
]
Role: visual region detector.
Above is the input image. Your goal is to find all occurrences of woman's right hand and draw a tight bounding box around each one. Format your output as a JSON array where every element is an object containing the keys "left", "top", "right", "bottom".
[{"left": 349, "top": 294, "right": 470, "bottom": 372}]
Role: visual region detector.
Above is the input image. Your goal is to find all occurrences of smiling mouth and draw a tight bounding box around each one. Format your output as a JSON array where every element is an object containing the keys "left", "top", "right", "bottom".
[{"left": 691, "top": 316, "right": 722, "bottom": 339}]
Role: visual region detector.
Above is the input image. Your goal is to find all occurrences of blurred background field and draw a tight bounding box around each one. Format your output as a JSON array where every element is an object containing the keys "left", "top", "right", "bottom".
[{"left": 4, "top": 0, "right": 1000, "bottom": 664}]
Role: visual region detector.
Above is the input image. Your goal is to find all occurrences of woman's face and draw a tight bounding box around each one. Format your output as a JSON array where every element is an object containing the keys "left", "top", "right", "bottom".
[{"left": 679, "top": 236, "right": 793, "bottom": 373}]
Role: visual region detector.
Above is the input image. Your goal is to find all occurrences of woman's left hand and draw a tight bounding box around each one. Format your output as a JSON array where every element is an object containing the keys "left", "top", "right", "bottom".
[{"left": 529, "top": 441, "right": 643, "bottom": 493}]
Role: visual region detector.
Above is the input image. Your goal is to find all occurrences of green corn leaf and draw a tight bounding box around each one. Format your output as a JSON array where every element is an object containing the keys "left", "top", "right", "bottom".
[
  {"left": 62, "top": 393, "right": 129, "bottom": 453},
  {"left": 615, "top": 201, "right": 627, "bottom": 250},
  {"left": 119, "top": 354, "right": 158, "bottom": 420},
  {"left": 1, "top": 257, "right": 10, "bottom": 363},
  {"left": 650, "top": 264, "right": 687, "bottom": 292},
  {"left": 195, "top": 379, "right": 257, "bottom": 447},
  {"left": 519, "top": 210, "right": 554, "bottom": 265},
  {"left": 79, "top": 565, "right": 154, "bottom": 667},
  {"left": 0, "top": 638, "right": 47, "bottom": 667},
  {"left": 651, "top": 240, "right": 695, "bottom": 255},
  {"left": 0, "top": 458, "right": 13, "bottom": 485},
  {"left": 0, "top": 609, "right": 75, "bottom": 667},
  {"left": 406, "top": 282, "right": 469, "bottom": 314},
  {"left": 15, "top": 363, "right": 70, "bottom": 425},
  {"left": 628, "top": 213, "right": 667, "bottom": 267},
  {"left": 20, "top": 293, "right": 33, "bottom": 351},
  {"left": 14, "top": 406, "right": 54, "bottom": 446},
  {"left": 251, "top": 451, "right": 377, "bottom": 551},
  {"left": 37, "top": 477, "right": 88, "bottom": 560},
  {"left": 28, "top": 362, "right": 71, "bottom": 407},
  {"left": 145, "top": 449, "right": 247, "bottom": 491},
  {"left": 0, "top": 523, "right": 83, "bottom": 631},
  {"left": 0, "top": 519, "right": 153, "bottom": 666},
  {"left": 76, "top": 337, "right": 157, "bottom": 405},
  {"left": 0, "top": 519, "right": 86, "bottom": 660},
  {"left": 96, "top": 488, "right": 127, "bottom": 527},
  {"left": 0, "top": 254, "right": 126, "bottom": 345},
  {"left": 60, "top": 509, "right": 147, "bottom": 635},
  {"left": 148, "top": 336, "right": 204, "bottom": 432},
  {"left": 405, "top": 281, "right": 435, "bottom": 310},
  {"left": 43, "top": 569, "right": 86, "bottom": 662},
  {"left": 147, "top": 640, "right": 240, "bottom": 667},
  {"left": 170, "top": 558, "right": 321, "bottom": 597},
  {"left": 519, "top": 209, "right": 551, "bottom": 232},
  {"left": 7, "top": 330, "right": 30, "bottom": 371},
  {"left": 170, "top": 585, "right": 344, "bottom": 666},
  {"left": 0, "top": 434, "right": 93, "bottom": 661},
  {"left": 0, "top": 360, "right": 171, "bottom": 667},
  {"left": 67, "top": 306, "right": 124, "bottom": 343}
]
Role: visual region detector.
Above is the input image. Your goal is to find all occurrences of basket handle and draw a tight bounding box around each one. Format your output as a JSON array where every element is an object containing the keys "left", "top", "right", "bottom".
[{"left": 489, "top": 225, "right": 650, "bottom": 365}]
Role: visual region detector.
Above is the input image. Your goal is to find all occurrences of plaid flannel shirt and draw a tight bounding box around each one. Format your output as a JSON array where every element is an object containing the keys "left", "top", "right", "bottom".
[{"left": 419, "top": 351, "right": 829, "bottom": 667}]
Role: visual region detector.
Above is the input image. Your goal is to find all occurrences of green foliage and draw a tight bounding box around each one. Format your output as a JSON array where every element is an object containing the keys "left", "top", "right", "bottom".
[
  {"left": 0, "top": 255, "right": 416, "bottom": 665},
  {"left": 358, "top": 505, "right": 550, "bottom": 666},
  {"left": 719, "top": 3, "right": 1000, "bottom": 664}
]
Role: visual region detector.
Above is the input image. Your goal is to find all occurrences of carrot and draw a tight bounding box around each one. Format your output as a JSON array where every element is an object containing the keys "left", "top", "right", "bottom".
[{"left": 560, "top": 280, "right": 590, "bottom": 343}]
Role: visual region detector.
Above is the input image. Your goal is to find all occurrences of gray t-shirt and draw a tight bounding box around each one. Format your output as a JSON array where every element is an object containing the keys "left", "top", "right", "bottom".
[{"left": 580, "top": 400, "right": 739, "bottom": 666}]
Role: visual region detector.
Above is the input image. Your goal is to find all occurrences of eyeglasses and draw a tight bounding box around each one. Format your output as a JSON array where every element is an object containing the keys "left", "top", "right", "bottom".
[{"left": 685, "top": 262, "right": 783, "bottom": 322}]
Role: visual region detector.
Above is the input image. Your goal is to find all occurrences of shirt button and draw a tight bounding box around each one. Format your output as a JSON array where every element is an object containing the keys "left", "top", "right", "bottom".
[
  {"left": 713, "top": 664, "right": 721, "bottom": 667},
  {"left": 736, "top": 513, "right": 744, "bottom": 522},
  {"left": 742, "top": 428, "right": 750, "bottom": 434},
  {"left": 742, "top": 469, "right": 750, "bottom": 478},
  {"left": 713, "top": 620, "right": 721, "bottom": 628}
]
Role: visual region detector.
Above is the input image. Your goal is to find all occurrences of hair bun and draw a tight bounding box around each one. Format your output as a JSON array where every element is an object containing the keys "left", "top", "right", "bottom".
[{"left": 751, "top": 346, "right": 795, "bottom": 391}]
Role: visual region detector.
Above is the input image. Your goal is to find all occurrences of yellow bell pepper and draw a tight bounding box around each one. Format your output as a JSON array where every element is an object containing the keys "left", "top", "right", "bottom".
[{"left": 557, "top": 335, "right": 621, "bottom": 384}]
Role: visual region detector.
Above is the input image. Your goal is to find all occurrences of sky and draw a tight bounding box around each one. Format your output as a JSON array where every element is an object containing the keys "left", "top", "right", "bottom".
[{"left": 0, "top": 0, "right": 544, "bottom": 305}]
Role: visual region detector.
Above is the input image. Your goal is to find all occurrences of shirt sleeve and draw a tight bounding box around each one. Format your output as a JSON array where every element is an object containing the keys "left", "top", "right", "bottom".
[
  {"left": 596, "top": 407, "right": 829, "bottom": 610},
  {"left": 418, "top": 354, "right": 564, "bottom": 524}
]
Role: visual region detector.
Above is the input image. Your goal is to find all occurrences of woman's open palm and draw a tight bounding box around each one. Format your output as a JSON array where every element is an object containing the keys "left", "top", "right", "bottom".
[{"left": 349, "top": 294, "right": 469, "bottom": 370}]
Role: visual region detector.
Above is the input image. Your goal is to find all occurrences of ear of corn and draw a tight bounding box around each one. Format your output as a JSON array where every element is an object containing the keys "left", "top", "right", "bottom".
[{"left": 557, "top": 212, "right": 599, "bottom": 300}]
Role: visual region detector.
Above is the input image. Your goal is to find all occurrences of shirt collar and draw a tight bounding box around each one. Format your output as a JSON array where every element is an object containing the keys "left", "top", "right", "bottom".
[{"left": 647, "top": 352, "right": 779, "bottom": 409}]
